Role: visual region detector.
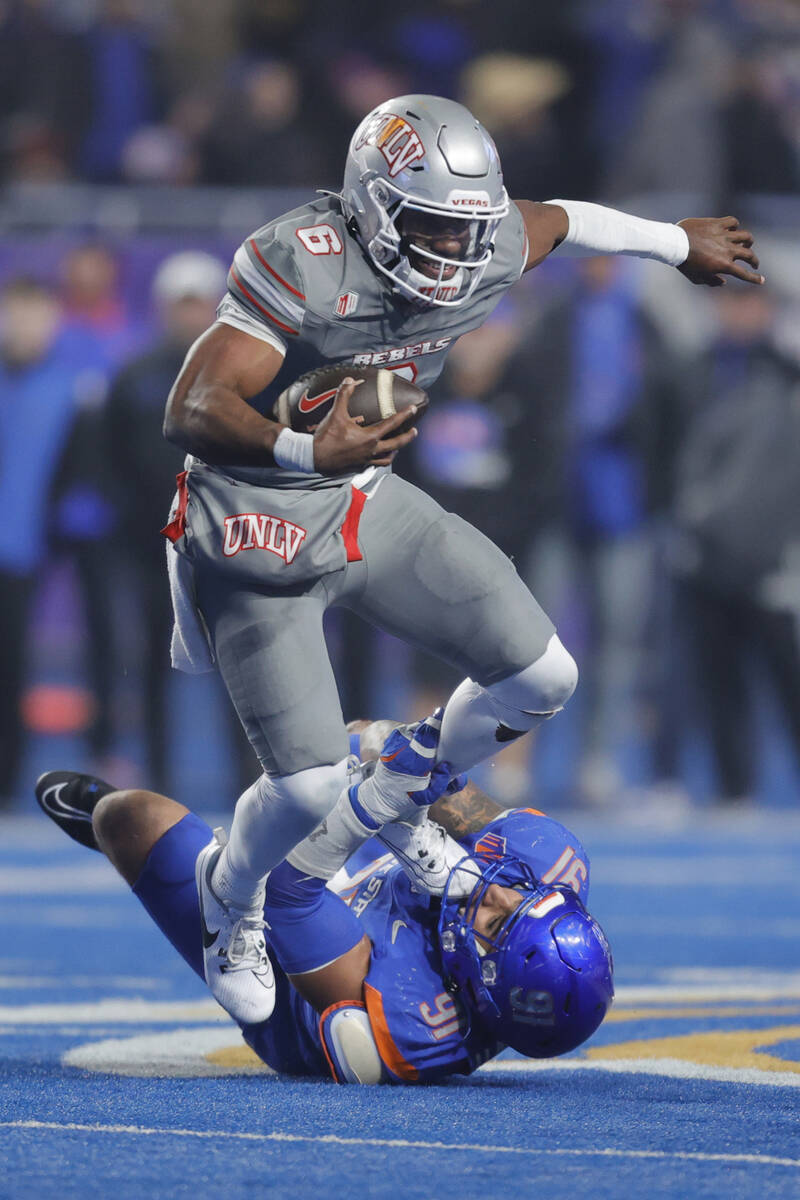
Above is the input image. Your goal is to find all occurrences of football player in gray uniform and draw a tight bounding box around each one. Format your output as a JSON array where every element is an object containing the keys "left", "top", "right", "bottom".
[{"left": 162, "top": 95, "right": 762, "bottom": 1024}]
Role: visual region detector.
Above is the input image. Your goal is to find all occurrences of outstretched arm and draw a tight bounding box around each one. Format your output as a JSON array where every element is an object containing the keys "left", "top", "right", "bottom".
[{"left": 516, "top": 199, "right": 763, "bottom": 287}]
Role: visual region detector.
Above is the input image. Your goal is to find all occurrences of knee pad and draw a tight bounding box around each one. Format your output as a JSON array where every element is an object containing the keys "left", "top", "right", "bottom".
[
  {"left": 486, "top": 635, "right": 578, "bottom": 733},
  {"left": 320, "top": 1002, "right": 385, "bottom": 1084},
  {"left": 250, "top": 756, "right": 359, "bottom": 829}
]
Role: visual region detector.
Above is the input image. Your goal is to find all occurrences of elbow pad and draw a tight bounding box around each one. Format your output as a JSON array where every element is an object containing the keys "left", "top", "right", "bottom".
[{"left": 320, "top": 1001, "right": 386, "bottom": 1085}]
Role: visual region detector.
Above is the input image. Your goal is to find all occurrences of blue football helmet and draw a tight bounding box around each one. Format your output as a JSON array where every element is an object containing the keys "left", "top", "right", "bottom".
[{"left": 438, "top": 853, "right": 614, "bottom": 1058}]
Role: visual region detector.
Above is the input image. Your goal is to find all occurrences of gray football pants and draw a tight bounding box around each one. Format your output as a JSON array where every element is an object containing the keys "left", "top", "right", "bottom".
[{"left": 193, "top": 474, "right": 555, "bottom": 776}]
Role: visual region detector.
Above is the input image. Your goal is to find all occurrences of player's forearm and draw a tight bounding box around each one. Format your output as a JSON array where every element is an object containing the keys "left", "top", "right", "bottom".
[
  {"left": 163, "top": 378, "right": 285, "bottom": 466},
  {"left": 543, "top": 199, "right": 689, "bottom": 266},
  {"left": 428, "top": 779, "right": 506, "bottom": 839},
  {"left": 163, "top": 321, "right": 290, "bottom": 466}
]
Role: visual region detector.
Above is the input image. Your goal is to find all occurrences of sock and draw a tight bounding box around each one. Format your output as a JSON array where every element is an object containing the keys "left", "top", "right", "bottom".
[
  {"left": 437, "top": 639, "right": 578, "bottom": 775},
  {"left": 211, "top": 758, "right": 354, "bottom": 911},
  {"left": 288, "top": 752, "right": 435, "bottom": 881},
  {"left": 436, "top": 678, "right": 518, "bottom": 775},
  {"left": 287, "top": 782, "right": 377, "bottom": 880},
  {"left": 288, "top": 716, "right": 449, "bottom": 881}
]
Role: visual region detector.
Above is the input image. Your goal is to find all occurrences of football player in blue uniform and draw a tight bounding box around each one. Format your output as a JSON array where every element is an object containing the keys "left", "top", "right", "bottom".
[{"left": 35, "top": 714, "right": 613, "bottom": 1084}]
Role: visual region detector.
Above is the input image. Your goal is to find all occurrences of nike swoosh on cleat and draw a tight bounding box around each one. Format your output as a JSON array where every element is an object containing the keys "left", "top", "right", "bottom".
[
  {"left": 198, "top": 878, "right": 220, "bottom": 950},
  {"left": 40, "top": 783, "right": 93, "bottom": 823},
  {"left": 201, "top": 922, "right": 219, "bottom": 950}
]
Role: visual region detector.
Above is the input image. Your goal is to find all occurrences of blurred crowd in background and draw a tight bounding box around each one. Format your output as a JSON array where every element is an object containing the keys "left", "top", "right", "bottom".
[
  {"left": 2, "top": 0, "right": 800, "bottom": 197},
  {"left": 1, "top": 0, "right": 799, "bottom": 814}
]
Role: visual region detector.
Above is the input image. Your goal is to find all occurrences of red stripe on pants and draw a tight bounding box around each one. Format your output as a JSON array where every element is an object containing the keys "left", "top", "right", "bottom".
[
  {"left": 161, "top": 470, "right": 189, "bottom": 543},
  {"left": 340, "top": 485, "right": 367, "bottom": 562}
]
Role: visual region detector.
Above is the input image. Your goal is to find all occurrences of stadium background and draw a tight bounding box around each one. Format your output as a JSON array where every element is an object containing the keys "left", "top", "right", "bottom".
[
  {"left": 2, "top": 2, "right": 800, "bottom": 1197},
  {"left": 1, "top": 0, "right": 799, "bottom": 813}
]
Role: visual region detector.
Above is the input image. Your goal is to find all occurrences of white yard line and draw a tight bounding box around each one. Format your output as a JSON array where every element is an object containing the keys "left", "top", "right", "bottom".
[
  {"left": 1, "top": 1120, "right": 798, "bottom": 1169},
  {"left": 481, "top": 1056, "right": 800, "bottom": 1088},
  {"left": 0, "top": 999, "right": 225, "bottom": 1024}
]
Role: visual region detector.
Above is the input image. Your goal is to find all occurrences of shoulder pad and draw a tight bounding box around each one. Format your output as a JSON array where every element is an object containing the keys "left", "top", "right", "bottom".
[
  {"left": 273, "top": 199, "right": 355, "bottom": 313},
  {"left": 319, "top": 1001, "right": 386, "bottom": 1085},
  {"left": 227, "top": 221, "right": 307, "bottom": 340},
  {"left": 485, "top": 203, "right": 528, "bottom": 289}
]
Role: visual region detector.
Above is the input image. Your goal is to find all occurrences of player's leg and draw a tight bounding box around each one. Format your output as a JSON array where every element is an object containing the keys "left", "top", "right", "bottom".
[
  {"left": 36, "top": 772, "right": 208, "bottom": 976},
  {"left": 343, "top": 475, "right": 578, "bottom": 775},
  {"left": 95, "top": 787, "right": 370, "bottom": 1018},
  {"left": 193, "top": 575, "right": 354, "bottom": 908},
  {"left": 35, "top": 773, "right": 375, "bottom": 1077},
  {"left": 92, "top": 788, "right": 191, "bottom": 885},
  {"left": 190, "top": 571, "right": 359, "bottom": 1020}
]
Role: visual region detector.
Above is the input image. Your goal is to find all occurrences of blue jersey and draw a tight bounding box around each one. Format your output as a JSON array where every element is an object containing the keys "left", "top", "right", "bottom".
[
  {"left": 135, "top": 808, "right": 590, "bottom": 1083},
  {"left": 247, "top": 807, "right": 591, "bottom": 1082}
]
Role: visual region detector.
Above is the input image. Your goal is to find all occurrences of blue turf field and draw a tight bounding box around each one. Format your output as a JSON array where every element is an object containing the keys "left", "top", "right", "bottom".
[{"left": 3, "top": 807, "right": 800, "bottom": 1199}]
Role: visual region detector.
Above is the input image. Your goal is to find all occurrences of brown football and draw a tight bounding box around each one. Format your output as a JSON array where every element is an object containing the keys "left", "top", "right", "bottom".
[{"left": 272, "top": 364, "right": 429, "bottom": 433}]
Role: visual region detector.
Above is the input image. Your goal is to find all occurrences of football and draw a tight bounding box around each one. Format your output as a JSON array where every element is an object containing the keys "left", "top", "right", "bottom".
[{"left": 272, "top": 364, "right": 429, "bottom": 433}]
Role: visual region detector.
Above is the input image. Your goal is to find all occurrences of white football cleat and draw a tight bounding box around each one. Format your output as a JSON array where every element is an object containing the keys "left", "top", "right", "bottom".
[
  {"left": 378, "top": 816, "right": 479, "bottom": 897},
  {"left": 195, "top": 828, "right": 275, "bottom": 1025}
]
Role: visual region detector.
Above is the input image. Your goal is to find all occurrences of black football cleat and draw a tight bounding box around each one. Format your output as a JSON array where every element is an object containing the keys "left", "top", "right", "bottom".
[{"left": 35, "top": 770, "right": 117, "bottom": 851}]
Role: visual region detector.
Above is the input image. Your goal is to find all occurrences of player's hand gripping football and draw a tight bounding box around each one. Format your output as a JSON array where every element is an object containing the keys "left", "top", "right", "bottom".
[
  {"left": 312, "top": 377, "right": 418, "bottom": 473},
  {"left": 374, "top": 708, "right": 454, "bottom": 807},
  {"left": 677, "top": 216, "right": 764, "bottom": 287}
]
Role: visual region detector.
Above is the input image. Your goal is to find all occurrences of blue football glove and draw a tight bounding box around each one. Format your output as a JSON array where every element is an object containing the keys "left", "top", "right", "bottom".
[{"left": 411, "top": 760, "right": 456, "bottom": 806}]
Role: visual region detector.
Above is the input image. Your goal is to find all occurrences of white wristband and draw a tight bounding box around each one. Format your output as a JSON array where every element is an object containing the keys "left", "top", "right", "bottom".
[
  {"left": 273, "top": 427, "right": 315, "bottom": 473},
  {"left": 546, "top": 199, "right": 690, "bottom": 267}
]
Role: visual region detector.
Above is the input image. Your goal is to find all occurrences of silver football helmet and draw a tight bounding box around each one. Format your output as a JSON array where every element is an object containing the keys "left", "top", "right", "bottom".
[{"left": 342, "top": 95, "right": 509, "bottom": 307}]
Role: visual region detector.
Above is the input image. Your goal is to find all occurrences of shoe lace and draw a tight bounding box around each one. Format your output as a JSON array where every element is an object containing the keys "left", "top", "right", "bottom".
[
  {"left": 226, "top": 916, "right": 268, "bottom": 970},
  {"left": 406, "top": 820, "right": 479, "bottom": 895}
]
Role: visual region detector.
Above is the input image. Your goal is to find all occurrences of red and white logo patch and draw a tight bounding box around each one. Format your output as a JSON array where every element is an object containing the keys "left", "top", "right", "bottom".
[
  {"left": 473, "top": 831, "right": 507, "bottom": 860},
  {"left": 223, "top": 513, "right": 307, "bottom": 565},
  {"left": 334, "top": 291, "right": 359, "bottom": 318},
  {"left": 354, "top": 113, "right": 426, "bottom": 178}
]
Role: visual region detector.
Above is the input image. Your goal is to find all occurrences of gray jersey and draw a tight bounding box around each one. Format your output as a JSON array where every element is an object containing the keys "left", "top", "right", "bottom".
[{"left": 215, "top": 194, "right": 527, "bottom": 489}]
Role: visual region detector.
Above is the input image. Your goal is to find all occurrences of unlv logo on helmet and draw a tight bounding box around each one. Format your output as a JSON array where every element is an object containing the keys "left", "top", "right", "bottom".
[{"left": 354, "top": 113, "right": 426, "bottom": 178}]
